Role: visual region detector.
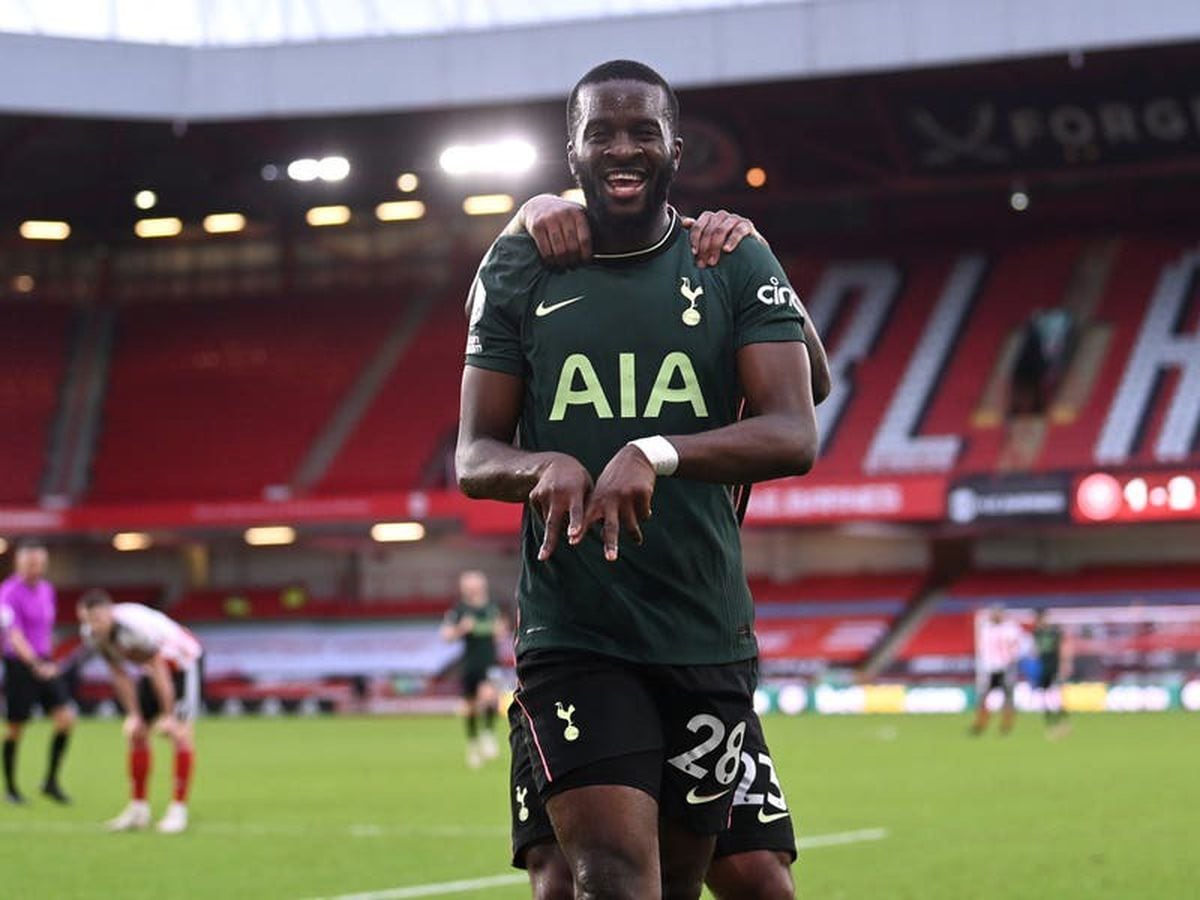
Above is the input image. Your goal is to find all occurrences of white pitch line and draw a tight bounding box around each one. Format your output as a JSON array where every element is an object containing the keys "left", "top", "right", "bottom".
[
  {"left": 310, "top": 874, "right": 528, "bottom": 900},
  {"left": 797, "top": 826, "right": 889, "bottom": 849},
  {"left": 311, "top": 827, "right": 891, "bottom": 900},
  {"left": 0, "top": 820, "right": 506, "bottom": 839}
]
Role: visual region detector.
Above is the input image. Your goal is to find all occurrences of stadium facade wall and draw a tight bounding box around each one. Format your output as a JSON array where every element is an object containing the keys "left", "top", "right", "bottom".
[{"left": 1, "top": 0, "right": 1198, "bottom": 119}]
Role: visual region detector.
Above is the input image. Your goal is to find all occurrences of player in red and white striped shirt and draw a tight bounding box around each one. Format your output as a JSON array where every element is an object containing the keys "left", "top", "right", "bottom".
[{"left": 77, "top": 590, "right": 203, "bottom": 834}]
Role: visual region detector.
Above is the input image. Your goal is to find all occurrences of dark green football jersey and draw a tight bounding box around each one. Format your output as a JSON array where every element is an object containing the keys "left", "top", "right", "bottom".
[
  {"left": 1034, "top": 623, "right": 1062, "bottom": 659},
  {"left": 464, "top": 211, "right": 806, "bottom": 665},
  {"left": 446, "top": 599, "right": 500, "bottom": 672}
]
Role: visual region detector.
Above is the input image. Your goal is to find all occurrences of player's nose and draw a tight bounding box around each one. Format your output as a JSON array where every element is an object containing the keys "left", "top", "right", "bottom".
[{"left": 604, "top": 130, "right": 641, "bottom": 160}]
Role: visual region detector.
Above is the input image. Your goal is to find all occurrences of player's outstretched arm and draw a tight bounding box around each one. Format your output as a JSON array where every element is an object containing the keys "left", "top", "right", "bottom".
[{"left": 456, "top": 366, "right": 594, "bottom": 560}]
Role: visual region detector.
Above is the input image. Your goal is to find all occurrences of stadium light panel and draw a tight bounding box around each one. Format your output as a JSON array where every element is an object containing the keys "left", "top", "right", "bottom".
[
  {"left": 203, "top": 213, "right": 247, "bottom": 234},
  {"left": 306, "top": 205, "right": 351, "bottom": 227},
  {"left": 134, "top": 217, "right": 183, "bottom": 238},
  {"left": 370, "top": 522, "right": 426, "bottom": 543},
  {"left": 1010, "top": 189, "right": 1030, "bottom": 212},
  {"left": 462, "top": 193, "right": 515, "bottom": 216},
  {"left": 560, "top": 188, "right": 586, "bottom": 205},
  {"left": 287, "top": 158, "right": 320, "bottom": 181},
  {"left": 112, "top": 532, "right": 152, "bottom": 552},
  {"left": 19, "top": 220, "right": 70, "bottom": 241},
  {"left": 11, "top": 274, "right": 35, "bottom": 293},
  {"left": 244, "top": 526, "right": 296, "bottom": 547},
  {"left": 0, "top": 538, "right": 7, "bottom": 555},
  {"left": 134, "top": 189, "right": 157, "bottom": 210},
  {"left": 397, "top": 172, "right": 420, "bottom": 192},
  {"left": 375, "top": 201, "right": 426, "bottom": 222},
  {"left": 745, "top": 167, "right": 767, "bottom": 188},
  {"left": 317, "top": 156, "right": 351, "bottom": 181},
  {"left": 440, "top": 139, "right": 537, "bottom": 176}
]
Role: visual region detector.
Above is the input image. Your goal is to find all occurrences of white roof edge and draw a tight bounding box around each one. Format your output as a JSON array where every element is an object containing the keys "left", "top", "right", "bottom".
[{"left": 1, "top": 0, "right": 1197, "bottom": 121}]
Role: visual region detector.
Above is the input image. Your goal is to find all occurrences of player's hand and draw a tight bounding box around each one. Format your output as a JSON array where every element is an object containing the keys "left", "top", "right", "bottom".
[
  {"left": 582, "top": 445, "right": 656, "bottom": 562},
  {"left": 528, "top": 453, "right": 594, "bottom": 561},
  {"left": 680, "top": 210, "right": 767, "bottom": 269},
  {"left": 522, "top": 194, "right": 592, "bottom": 267},
  {"left": 34, "top": 660, "right": 58, "bottom": 680},
  {"left": 155, "top": 714, "right": 182, "bottom": 740},
  {"left": 123, "top": 714, "right": 148, "bottom": 740},
  {"left": 459, "top": 614, "right": 477, "bottom": 632}
]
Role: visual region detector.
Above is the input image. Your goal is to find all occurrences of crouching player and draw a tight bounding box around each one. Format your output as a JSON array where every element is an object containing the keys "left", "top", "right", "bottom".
[{"left": 77, "top": 589, "right": 203, "bottom": 834}]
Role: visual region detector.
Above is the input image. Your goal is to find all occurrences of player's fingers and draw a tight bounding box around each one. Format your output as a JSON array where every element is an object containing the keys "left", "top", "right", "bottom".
[
  {"left": 693, "top": 212, "right": 723, "bottom": 267},
  {"left": 545, "top": 222, "right": 571, "bottom": 266},
  {"left": 538, "top": 503, "right": 562, "bottom": 560},
  {"left": 635, "top": 489, "right": 652, "bottom": 522},
  {"left": 688, "top": 211, "right": 711, "bottom": 260},
  {"left": 602, "top": 503, "right": 621, "bottom": 562},
  {"left": 724, "top": 220, "right": 753, "bottom": 252},
  {"left": 703, "top": 211, "right": 733, "bottom": 266},
  {"left": 558, "top": 220, "right": 584, "bottom": 266},
  {"left": 572, "top": 210, "right": 593, "bottom": 262},
  {"left": 567, "top": 491, "right": 586, "bottom": 544},
  {"left": 679, "top": 215, "right": 696, "bottom": 228},
  {"left": 530, "top": 225, "right": 556, "bottom": 264},
  {"left": 620, "top": 504, "right": 644, "bottom": 546}
]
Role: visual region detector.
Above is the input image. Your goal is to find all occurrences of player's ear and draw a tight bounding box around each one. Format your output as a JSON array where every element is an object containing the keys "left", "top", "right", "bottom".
[{"left": 567, "top": 142, "right": 579, "bottom": 180}]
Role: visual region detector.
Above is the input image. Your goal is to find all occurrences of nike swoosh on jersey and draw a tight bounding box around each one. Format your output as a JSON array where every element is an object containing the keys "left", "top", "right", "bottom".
[
  {"left": 757, "top": 809, "right": 790, "bottom": 824},
  {"left": 685, "top": 787, "right": 731, "bottom": 805},
  {"left": 535, "top": 295, "right": 584, "bottom": 317}
]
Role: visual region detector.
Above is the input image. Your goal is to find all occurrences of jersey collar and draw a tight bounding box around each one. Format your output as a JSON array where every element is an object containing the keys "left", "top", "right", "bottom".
[{"left": 592, "top": 208, "right": 680, "bottom": 265}]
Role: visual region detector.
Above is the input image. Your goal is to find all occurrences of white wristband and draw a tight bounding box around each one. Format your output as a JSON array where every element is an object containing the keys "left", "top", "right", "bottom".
[{"left": 628, "top": 435, "right": 679, "bottom": 477}]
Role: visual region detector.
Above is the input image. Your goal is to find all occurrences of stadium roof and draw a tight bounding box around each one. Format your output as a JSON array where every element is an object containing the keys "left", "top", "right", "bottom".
[
  {"left": 0, "top": 0, "right": 1198, "bottom": 120},
  {"left": 0, "top": 0, "right": 793, "bottom": 46}
]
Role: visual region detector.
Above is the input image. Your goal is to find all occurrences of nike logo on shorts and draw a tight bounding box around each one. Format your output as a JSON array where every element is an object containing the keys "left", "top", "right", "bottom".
[
  {"left": 685, "top": 786, "right": 731, "bottom": 805},
  {"left": 757, "top": 809, "right": 790, "bottom": 824},
  {"left": 535, "top": 295, "right": 584, "bottom": 317}
]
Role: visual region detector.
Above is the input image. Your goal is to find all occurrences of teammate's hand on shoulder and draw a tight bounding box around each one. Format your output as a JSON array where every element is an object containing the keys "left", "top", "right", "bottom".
[
  {"left": 529, "top": 453, "right": 594, "bottom": 561},
  {"left": 522, "top": 194, "right": 592, "bottom": 268},
  {"left": 123, "top": 714, "right": 148, "bottom": 740},
  {"left": 680, "top": 210, "right": 767, "bottom": 269},
  {"left": 583, "top": 445, "right": 656, "bottom": 562}
]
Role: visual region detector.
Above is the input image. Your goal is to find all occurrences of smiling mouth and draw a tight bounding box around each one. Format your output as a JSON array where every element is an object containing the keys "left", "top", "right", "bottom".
[{"left": 603, "top": 169, "right": 648, "bottom": 199}]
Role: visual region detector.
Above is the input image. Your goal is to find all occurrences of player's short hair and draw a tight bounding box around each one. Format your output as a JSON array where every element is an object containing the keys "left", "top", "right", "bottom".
[
  {"left": 14, "top": 537, "right": 47, "bottom": 553},
  {"left": 567, "top": 59, "right": 679, "bottom": 138},
  {"left": 78, "top": 588, "right": 114, "bottom": 609}
]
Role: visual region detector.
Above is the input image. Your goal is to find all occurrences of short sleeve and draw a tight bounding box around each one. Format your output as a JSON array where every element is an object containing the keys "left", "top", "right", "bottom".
[
  {"left": 464, "top": 235, "right": 542, "bottom": 376},
  {"left": 725, "top": 240, "right": 807, "bottom": 349}
]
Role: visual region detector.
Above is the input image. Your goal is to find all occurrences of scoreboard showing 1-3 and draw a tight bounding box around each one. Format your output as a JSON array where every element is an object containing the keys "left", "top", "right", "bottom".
[{"left": 1073, "top": 470, "right": 1200, "bottom": 523}]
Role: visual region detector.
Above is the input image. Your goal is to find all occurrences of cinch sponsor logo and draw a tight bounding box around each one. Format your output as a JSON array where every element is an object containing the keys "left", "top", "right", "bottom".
[{"left": 549, "top": 351, "right": 709, "bottom": 422}]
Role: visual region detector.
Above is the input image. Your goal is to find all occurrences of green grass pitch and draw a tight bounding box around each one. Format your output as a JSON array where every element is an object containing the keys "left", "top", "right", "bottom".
[{"left": 0, "top": 712, "right": 1195, "bottom": 898}]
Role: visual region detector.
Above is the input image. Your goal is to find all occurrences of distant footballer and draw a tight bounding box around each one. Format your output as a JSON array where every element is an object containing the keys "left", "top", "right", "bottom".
[{"left": 78, "top": 590, "right": 203, "bottom": 833}]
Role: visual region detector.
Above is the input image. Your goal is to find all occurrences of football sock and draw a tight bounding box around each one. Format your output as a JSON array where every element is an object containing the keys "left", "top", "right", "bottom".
[
  {"left": 46, "top": 730, "right": 69, "bottom": 787},
  {"left": 2, "top": 739, "right": 16, "bottom": 794},
  {"left": 465, "top": 712, "right": 478, "bottom": 740},
  {"left": 130, "top": 738, "right": 151, "bottom": 801},
  {"left": 173, "top": 747, "right": 194, "bottom": 803}
]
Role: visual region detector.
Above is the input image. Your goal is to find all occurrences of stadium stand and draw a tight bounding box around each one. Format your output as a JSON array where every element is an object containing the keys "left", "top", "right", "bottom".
[
  {"left": 0, "top": 303, "right": 72, "bottom": 503},
  {"left": 893, "top": 565, "right": 1200, "bottom": 675},
  {"left": 89, "top": 293, "right": 405, "bottom": 501}
]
